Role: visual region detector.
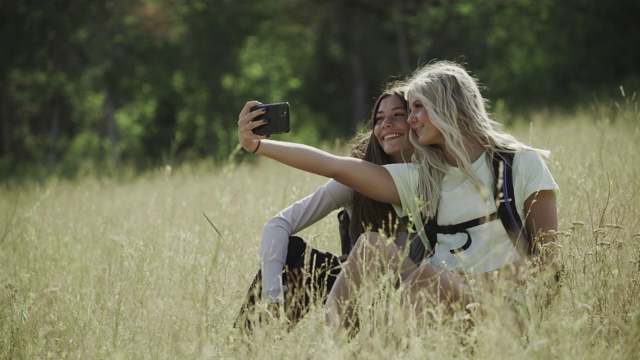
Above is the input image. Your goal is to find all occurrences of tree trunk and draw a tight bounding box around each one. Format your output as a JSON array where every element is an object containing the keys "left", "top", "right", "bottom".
[
  {"left": 345, "top": 2, "right": 367, "bottom": 130},
  {"left": 394, "top": 0, "right": 411, "bottom": 75},
  {"left": 104, "top": 93, "right": 119, "bottom": 167},
  {"left": 351, "top": 52, "right": 366, "bottom": 130},
  {"left": 46, "top": 106, "right": 60, "bottom": 172},
  {"left": 0, "top": 86, "right": 9, "bottom": 157},
  {"left": 205, "top": 112, "right": 215, "bottom": 159}
]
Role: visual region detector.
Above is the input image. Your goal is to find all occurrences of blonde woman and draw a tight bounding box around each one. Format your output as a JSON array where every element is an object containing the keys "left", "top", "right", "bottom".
[{"left": 237, "top": 61, "right": 558, "bottom": 329}]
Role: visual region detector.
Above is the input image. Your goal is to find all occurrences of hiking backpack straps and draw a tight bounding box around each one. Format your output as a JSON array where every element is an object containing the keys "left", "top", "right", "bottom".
[
  {"left": 423, "top": 151, "right": 532, "bottom": 258},
  {"left": 492, "top": 151, "right": 532, "bottom": 256},
  {"left": 337, "top": 209, "right": 352, "bottom": 256}
]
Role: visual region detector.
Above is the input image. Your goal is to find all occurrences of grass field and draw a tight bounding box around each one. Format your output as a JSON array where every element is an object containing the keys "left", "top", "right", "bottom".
[{"left": 1, "top": 104, "right": 640, "bottom": 359}]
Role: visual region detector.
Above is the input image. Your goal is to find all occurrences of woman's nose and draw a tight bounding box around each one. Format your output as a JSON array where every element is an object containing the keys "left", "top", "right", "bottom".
[{"left": 407, "top": 112, "right": 416, "bottom": 124}]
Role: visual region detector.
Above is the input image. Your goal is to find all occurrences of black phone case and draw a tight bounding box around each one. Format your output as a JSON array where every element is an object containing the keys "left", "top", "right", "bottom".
[{"left": 251, "top": 102, "right": 290, "bottom": 135}]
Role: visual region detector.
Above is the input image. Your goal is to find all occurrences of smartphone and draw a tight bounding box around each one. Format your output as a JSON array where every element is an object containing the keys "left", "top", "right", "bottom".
[{"left": 251, "top": 102, "right": 290, "bottom": 135}]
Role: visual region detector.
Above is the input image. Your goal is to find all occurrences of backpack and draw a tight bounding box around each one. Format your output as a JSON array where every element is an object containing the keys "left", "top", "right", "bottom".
[{"left": 422, "top": 151, "right": 533, "bottom": 257}]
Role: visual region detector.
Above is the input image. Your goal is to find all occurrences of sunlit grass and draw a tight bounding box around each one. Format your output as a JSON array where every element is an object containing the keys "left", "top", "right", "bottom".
[{"left": 1, "top": 102, "right": 639, "bottom": 358}]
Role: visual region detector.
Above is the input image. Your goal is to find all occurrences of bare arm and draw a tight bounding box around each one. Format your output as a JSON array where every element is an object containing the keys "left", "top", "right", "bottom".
[
  {"left": 238, "top": 100, "right": 401, "bottom": 205},
  {"left": 524, "top": 190, "right": 558, "bottom": 266}
]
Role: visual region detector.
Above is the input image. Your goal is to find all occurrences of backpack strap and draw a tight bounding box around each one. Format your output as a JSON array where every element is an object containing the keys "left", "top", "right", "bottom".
[
  {"left": 492, "top": 151, "right": 531, "bottom": 255},
  {"left": 424, "top": 216, "right": 438, "bottom": 257},
  {"left": 337, "top": 209, "right": 352, "bottom": 256},
  {"left": 425, "top": 212, "right": 500, "bottom": 256},
  {"left": 423, "top": 151, "right": 531, "bottom": 258}
]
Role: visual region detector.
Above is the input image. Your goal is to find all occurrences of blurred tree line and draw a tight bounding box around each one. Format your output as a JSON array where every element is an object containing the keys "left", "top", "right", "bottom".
[{"left": 1, "top": 0, "right": 638, "bottom": 180}]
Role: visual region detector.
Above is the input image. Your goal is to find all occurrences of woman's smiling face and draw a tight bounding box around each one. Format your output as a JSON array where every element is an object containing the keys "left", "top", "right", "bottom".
[
  {"left": 373, "top": 95, "right": 413, "bottom": 163},
  {"left": 373, "top": 95, "right": 414, "bottom": 163},
  {"left": 407, "top": 93, "right": 445, "bottom": 148}
]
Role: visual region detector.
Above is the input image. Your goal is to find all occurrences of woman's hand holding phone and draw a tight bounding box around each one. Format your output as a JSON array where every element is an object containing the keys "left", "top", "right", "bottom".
[
  {"left": 238, "top": 100, "right": 291, "bottom": 153},
  {"left": 250, "top": 102, "right": 290, "bottom": 135},
  {"left": 238, "top": 101, "right": 269, "bottom": 153}
]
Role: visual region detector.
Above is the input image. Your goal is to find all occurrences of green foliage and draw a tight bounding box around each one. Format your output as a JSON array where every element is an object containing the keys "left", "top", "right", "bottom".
[{"left": 1, "top": 0, "right": 639, "bottom": 181}]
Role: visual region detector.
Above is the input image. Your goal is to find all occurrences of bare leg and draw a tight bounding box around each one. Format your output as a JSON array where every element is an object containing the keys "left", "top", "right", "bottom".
[
  {"left": 401, "top": 264, "right": 475, "bottom": 313},
  {"left": 324, "top": 232, "right": 417, "bottom": 330}
]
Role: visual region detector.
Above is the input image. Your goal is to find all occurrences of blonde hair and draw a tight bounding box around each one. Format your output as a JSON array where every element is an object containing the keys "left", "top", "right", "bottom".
[{"left": 399, "top": 60, "right": 549, "bottom": 218}]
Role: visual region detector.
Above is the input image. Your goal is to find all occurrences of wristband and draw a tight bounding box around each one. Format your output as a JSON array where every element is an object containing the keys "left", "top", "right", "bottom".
[{"left": 252, "top": 140, "right": 261, "bottom": 153}]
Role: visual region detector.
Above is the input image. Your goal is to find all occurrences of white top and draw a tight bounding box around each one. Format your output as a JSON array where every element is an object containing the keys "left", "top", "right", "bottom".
[{"left": 385, "top": 151, "right": 559, "bottom": 275}]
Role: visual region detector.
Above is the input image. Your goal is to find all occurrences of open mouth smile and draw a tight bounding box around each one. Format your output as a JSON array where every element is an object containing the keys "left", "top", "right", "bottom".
[{"left": 382, "top": 133, "right": 403, "bottom": 141}]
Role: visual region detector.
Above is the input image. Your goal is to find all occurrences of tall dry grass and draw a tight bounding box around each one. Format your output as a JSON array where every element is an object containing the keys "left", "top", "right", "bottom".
[{"left": 1, "top": 101, "right": 639, "bottom": 359}]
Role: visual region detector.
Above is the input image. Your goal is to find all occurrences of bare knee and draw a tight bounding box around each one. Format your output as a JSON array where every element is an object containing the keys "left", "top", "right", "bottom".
[
  {"left": 347, "top": 232, "right": 381, "bottom": 263},
  {"left": 352, "top": 232, "right": 382, "bottom": 251},
  {"left": 403, "top": 265, "right": 473, "bottom": 306},
  {"left": 404, "top": 264, "right": 443, "bottom": 289}
]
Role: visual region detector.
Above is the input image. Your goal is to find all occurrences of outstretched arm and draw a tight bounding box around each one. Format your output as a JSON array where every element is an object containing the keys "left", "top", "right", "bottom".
[{"left": 238, "top": 100, "right": 401, "bottom": 205}]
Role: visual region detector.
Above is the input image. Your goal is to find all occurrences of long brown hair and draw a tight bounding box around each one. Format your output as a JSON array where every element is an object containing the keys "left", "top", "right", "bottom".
[{"left": 347, "top": 90, "right": 409, "bottom": 249}]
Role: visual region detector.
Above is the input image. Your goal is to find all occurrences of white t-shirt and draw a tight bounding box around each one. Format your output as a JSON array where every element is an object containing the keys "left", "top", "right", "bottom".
[{"left": 385, "top": 151, "right": 559, "bottom": 275}]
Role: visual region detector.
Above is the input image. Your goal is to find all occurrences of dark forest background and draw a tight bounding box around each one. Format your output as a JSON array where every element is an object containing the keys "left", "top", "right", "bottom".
[{"left": 1, "top": 0, "right": 639, "bottom": 180}]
